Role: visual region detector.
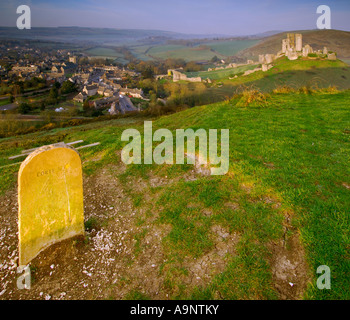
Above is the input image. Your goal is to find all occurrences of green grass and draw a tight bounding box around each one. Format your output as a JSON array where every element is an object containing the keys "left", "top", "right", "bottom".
[
  {"left": 206, "top": 57, "right": 350, "bottom": 94},
  {"left": 204, "top": 39, "right": 260, "bottom": 56},
  {"left": 185, "top": 64, "right": 259, "bottom": 80},
  {"left": 154, "top": 91, "right": 350, "bottom": 299},
  {"left": 0, "top": 89, "right": 349, "bottom": 299},
  {"left": 129, "top": 45, "right": 154, "bottom": 61},
  {"left": 124, "top": 289, "right": 151, "bottom": 300},
  {"left": 147, "top": 45, "right": 226, "bottom": 62},
  {"left": 128, "top": 39, "right": 260, "bottom": 62},
  {"left": 0, "top": 98, "right": 10, "bottom": 106},
  {"left": 85, "top": 47, "right": 123, "bottom": 58},
  {"left": 147, "top": 44, "right": 188, "bottom": 54},
  {"left": 84, "top": 46, "right": 129, "bottom": 64},
  {"left": 183, "top": 57, "right": 350, "bottom": 90}
]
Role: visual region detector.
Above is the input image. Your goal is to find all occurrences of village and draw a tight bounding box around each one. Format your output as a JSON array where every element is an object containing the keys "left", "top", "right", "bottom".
[{"left": 0, "top": 42, "right": 146, "bottom": 117}]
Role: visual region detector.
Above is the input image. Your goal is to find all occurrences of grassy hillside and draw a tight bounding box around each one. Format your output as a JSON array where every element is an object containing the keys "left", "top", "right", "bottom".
[
  {"left": 84, "top": 47, "right": 129, "bottom": 64},
  {"left": 177, "top": 57, "right": 350, "bottom": 104},
  {"left": 202, "top": 39, "right": 260, "bottom": 56},
  {"left": 0, "top": 88, "right": 349, "bottom": 300},
  {"left": 185, "top": 64, "right": 259, "bottom": 80},
  {"left": 129, "top": 39, "right": 258, "bottom": 62},
  {"left": 198, "top": 57, "right": 350, "bottom": 94},
  {"left": 146, "top": 45, "right": 227, "bottom": 62},
  {"left": 231, "top": 57, "right": 350, "bottom": 91},
  {"left": 237, "top": 29, "right": 350, "bottom": 61}
]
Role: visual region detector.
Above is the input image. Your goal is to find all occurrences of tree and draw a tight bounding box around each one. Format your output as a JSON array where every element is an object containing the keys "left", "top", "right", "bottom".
[
  {"left": 53, "top": 81, "right": 61, "bottom": 89},
  {"left": 61, "top": 80, "right": 76, "bottom": 94},
  {"left": 40, "top": 101, "right": 46, "bottom": 111},
  {"left": 18, "top": 102, "right": 31, "bottom": 114},
  {"left": 141, "top": 67, "right": 154, "bottom": 80},
  {"left": 184, "top": 61, "right": 202, "bottom": 72},
  {"left": 49, "top": 86, "right": 58, "bottom": 99},
  {"left": 211, "top": 55, "right": 220, "bottom": 63},
  {"left": 12, "top": 84, "right": 24, "bottom": 96}
]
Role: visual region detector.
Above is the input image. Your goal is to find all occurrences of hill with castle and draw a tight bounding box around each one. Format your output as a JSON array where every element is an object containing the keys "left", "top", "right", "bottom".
[{"left": 237, "top": 29, "right": 350, "bottom": 64}]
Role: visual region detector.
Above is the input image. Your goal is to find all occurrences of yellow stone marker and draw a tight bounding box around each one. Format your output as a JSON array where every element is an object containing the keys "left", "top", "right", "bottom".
[{"left": 18, "top": 143, "right": 84, "bottom": 266}]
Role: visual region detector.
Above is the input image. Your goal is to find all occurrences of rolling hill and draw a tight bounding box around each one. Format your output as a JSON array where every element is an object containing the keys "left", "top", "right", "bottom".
[
  {"left": 0, "top": 88, "right": 349, "bottom": 300},
  {"left": 224, "top": 56, "right": 350, "bottom": 92},
  {"left": 0, "top": 27, "right": 232, "bottom": 46},
  {"left": 236, "top": 29, "right": 350, "bottom": 62}
]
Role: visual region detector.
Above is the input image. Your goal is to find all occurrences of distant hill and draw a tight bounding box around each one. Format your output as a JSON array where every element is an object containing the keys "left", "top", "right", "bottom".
[
  {"left": 0, "top": 27, "right": 232, "bottom": 46},
  {"left": 246, "top": 30, "right": 285, "bottom": 39},
  {"left": 236, "top": 29, "right": 350, "bottom": 61}
]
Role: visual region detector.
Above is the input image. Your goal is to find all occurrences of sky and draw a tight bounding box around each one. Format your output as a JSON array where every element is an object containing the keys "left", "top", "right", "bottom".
[{"left": 1, "top": 0, "right": 350, "bottom": 35}]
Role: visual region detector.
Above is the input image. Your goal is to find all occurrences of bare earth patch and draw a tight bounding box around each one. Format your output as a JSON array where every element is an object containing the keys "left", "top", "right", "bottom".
[
  {"left": 0, "top": 161, "right": 310, "bottom": 300},
  {"left": 268, "top": 233, "right": 312, "bottom": 300},
  {"left": 0, "top": 162, "right": 236, "bottom": 300}
]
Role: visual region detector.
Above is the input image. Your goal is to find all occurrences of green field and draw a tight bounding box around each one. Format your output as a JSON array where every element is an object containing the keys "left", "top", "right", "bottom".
[
  {"left": 0, "top": 97, "right": 10, "bottom": 106},
  {"left": 129, "top": 40, "right": 261, "bottom": 62},
  {"left": 147, "top": 44, "right": 188, "bottom": 54},
  {"left": 84, "top": 47, "right": 128, "bottom": 63},
  {"left": 147, "top": 45, "right": 226, "bottom": 62},
  {"left": 129, "top": 45, "right": 154, "bottom": 61},
  {"left": 185, "top": 64, "right": 259, "bottom": 80},
  {"left": 82, "top": 39, "right": 263, "bottom": 63},
  {"left": 0, "top": 87, "right": 349, "bottom": 299},
  {"left": 204, "top": 39, "right": 260, "bottom": 56}
]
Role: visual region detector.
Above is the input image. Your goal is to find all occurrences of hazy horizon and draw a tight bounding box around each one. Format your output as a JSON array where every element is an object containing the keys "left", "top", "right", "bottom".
[{"left": 1, "top": 0, "right": 350, "bottom": 35}]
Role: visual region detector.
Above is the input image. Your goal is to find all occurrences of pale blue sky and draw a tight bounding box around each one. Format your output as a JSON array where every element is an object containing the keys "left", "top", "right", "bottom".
[{"left": 1, "top": 0, "right": 350, "bottom": 35}]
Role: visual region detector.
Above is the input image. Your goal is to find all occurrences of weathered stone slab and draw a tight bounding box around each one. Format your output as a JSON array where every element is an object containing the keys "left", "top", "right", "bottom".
[{"left": 18, "top": 143, "right": 84, "bottom": 265}]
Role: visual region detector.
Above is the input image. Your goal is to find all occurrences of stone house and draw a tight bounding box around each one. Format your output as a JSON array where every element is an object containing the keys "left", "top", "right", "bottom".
[
  {"left": 109, "top": 95, "right": 137, "bottom": 115},
  {"left": 104, "top": 89, "right": 115, "bottom": 97},
  {"left": 97, "top": 86, "right": 105, "bottom": 96},
  {"left": 93, "top": 96, "right": 118, "bottom": 109},
  {"left": 82, "top": 84, "right": 98, "bottom": 96},
  {"left": 73, "top": 92, "right": 87, "bottom": 103},
  {"left": 119, "top": 87, "right": 144, "bottom": 99}
]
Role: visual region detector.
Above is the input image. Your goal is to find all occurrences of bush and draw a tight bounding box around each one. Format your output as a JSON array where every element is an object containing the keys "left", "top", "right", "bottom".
[
  {"left": 273, "top": 85, "right": 296, "bottom": 94},
  {"left": 61, "top": 80, "right": 77, "bottom": 94},
  {"left": 236, "top": 88, "right": 270, "bottom": 107},
  {"left": 18, "top": 102, "right": 31, "bottom": 114},
  {"left": 41, "top": 123, "right": 57, "bottom": 130},
  {"left": 298, "top": 85, "right": 314, "bottom": 95},
  {"left": 67, "top": 119, "right": 84, "bottom": 126},
  {"left": 318, "top": 85, "right": 339, "bottom": 94}
]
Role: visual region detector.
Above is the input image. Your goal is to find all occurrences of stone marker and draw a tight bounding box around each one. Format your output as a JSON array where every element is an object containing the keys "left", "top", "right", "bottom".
[{"left": 18, "top": 143, "right": 84, "bottom": 265}]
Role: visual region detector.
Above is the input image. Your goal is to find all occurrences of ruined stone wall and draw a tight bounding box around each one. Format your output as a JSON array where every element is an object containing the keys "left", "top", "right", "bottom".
[{"left": 295, "top": 34, "right": 303, "bottom": 52}]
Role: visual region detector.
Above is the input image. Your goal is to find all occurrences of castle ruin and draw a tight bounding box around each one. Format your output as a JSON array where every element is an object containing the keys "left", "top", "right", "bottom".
[
  {"left": 280, "top": 33, "right": 303, "bottom": 60},
  {"left": 169, "top": 69, "right": 202, "bottom": 83},
  {"left": 279, "top": 33, "right": 334, "bottom": 61}
]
